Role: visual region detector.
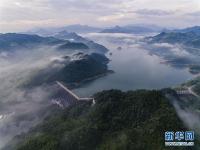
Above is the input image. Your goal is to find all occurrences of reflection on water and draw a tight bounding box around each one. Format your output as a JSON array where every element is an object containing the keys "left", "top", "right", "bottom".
[{"left": 73, "top": 33, "right": 194, "bottom": 97}]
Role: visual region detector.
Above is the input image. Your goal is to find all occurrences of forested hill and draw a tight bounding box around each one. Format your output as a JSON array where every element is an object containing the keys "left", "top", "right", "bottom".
[
  {"left": 24, "top": 52, "right": 110, "bottom": 88},
  {"left": 4, "top": 90, "right": 199, "bottom": 150},
  {"left": 147, "top": 27, "right": 200, "bottom": 49}
]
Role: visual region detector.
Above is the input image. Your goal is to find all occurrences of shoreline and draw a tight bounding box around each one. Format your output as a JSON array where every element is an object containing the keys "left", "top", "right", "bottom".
[{"left": 65, "top": 70, "right": 114, "bottom": 89}]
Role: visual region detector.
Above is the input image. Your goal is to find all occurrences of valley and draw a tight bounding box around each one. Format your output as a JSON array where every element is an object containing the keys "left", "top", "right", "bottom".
[
  {"left": 1, "top": 0, "right": 200, "bottom": 149},
  {"left": 1, "top": 27, "right": 200, "bottom": 150},
  {"left": 0, "top": 32, "right": 110, "bottom": 149}
]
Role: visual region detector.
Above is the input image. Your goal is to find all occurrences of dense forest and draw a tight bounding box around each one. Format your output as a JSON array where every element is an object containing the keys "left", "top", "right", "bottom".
[
  {"left": 25, "top": 53, "right": 110, "bottom": 88},
  {"left": 4, "top": 90, "right": 199, "bottom": 150}
]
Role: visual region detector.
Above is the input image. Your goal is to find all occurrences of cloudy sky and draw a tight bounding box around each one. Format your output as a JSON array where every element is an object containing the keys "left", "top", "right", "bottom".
[{"left": 0, "top": 0, "right": 200, "bottom": 32}]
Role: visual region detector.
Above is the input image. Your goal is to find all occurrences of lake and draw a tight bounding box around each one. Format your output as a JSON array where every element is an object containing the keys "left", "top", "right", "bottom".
[{"left": 73, "top": 33, "right": 194, "bottom": 97}]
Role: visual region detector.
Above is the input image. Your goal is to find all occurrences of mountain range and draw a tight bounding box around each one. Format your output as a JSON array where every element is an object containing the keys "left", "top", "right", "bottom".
[
  {"left": 0, "top": 33, "right": 63, "bottom": 51},
  {"left": 26, "top": 24, "right": 102, "bottom": 36},
  {"left": 100, "top": 25, "right": 164, "bottom": 34},
  {"left": 173, "top": 26, "right": 200, "bottom": 35},
  {"left": 148, "top": 26, "right": 200, "bottom": 48},
  {"left": 54, "top": 31, "right": 108, "bottom": 53},
  {"left": 0, "top": 32, "right": 111, "bottom": 88},
  {"left": 25, "top": 24, "right": 165, "bottom": 35},
  {"left": 2, "top": 25, "right": 200, "bottom": 150},
  {"left": 0, "top": 32, "right": 108, "bottom": 54},
  {"left": 145, "top": 26, "right": 200, "bottom": 74}
]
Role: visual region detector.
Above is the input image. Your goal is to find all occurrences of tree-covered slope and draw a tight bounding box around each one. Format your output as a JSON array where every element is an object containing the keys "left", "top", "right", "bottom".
[
  {"left": 54, "top": 31, "right": 108, "bottom": 54},
  {"left": 25, "top": 53, "right": 110, "bottom": 87},
  {"left": 6, "top": 90, "right": 197, "bottom": 150},
  {"left": 148, "top": 31, "right": 200, "bottom": 48},
  {"left": 58, "top": 42, "right": 89, "bottom": 50},
  {"left": 0, "top": 33, "right": 106, "bottom": 53},
  {"left": 0, "top": 33, "right": 64, "bottom": 51}
]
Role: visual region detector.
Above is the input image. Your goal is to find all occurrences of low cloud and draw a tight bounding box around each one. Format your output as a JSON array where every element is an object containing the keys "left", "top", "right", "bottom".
[
  {"left": 151, "top": 43, "right": 192, "bottom": 57},
  {"left": 173, "top": 101, "right": 200, "bottom": 134},
  {"left": 0, "top": 46, "right": 72, "bottom": 148}
]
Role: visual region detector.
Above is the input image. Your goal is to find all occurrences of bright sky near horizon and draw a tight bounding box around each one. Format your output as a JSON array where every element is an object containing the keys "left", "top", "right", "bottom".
[{"left": 0, "top": 0, "right": 200, "bottom": 32}]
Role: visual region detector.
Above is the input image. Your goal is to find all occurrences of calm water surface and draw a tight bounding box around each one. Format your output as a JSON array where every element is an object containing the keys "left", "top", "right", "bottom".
[{"left": 73, "top": 33, "right": 194, "bottom": 97}]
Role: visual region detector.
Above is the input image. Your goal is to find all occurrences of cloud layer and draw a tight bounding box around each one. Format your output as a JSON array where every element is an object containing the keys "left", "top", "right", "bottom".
[
  {"left": 0, "top": 46, "right": 72, "bottom": 148},
  {"left": 0, "top": 0, "right": 200, "bottom": 32}
]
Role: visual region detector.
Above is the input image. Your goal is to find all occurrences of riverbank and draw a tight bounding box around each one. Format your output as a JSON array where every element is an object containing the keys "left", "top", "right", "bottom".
[{"left": 67, "top": 70, "right": 114, "bottom": 89}]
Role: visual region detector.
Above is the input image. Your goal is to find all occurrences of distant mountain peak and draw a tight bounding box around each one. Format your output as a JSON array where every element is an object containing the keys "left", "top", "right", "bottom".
[{"left": 100, "top": 25, "right": 163, "bottom": 34}]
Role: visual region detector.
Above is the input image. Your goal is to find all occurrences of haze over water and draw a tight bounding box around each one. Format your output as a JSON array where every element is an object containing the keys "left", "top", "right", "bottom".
[{"left": 74, "top": 33, "right": 194, "bottom": 97}]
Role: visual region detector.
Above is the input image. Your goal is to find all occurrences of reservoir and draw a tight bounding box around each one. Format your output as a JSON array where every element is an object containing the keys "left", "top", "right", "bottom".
[{"left": 74, "top": 33, "right": 194, "bottom": 97}]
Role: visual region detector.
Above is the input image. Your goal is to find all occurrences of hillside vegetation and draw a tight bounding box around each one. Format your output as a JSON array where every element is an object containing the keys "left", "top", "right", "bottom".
[
  {"left": 5, "top": 90, "right": 197, "bottom": 150},
  {"left": 25, "top": 53, "right": 110, "bottom": 88}
]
